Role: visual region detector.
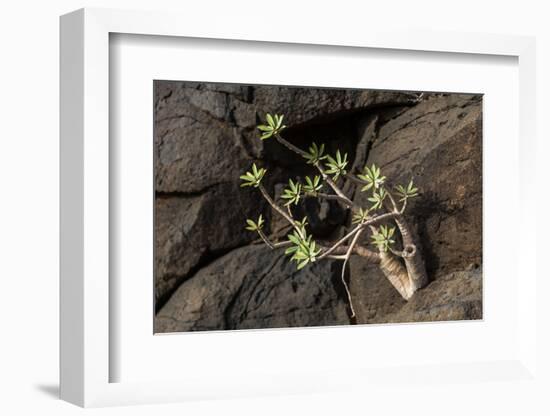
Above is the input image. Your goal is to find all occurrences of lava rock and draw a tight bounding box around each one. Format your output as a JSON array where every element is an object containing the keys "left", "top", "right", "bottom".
[
  {"left": 155, "top": 182, "right": 266, "bottom": 305},
  {"left": 354, "top": 94, "right": 483, "bottom": 278},
  {"left": 380, "top": 268, "right": 482, "bottom": 323},
  {"left": 155, "top": 245, "right": 349, "bottom": 332}
]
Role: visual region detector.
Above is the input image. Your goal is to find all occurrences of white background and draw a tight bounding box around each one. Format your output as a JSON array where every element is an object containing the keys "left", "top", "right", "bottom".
[{"left": 1, "top": 0, "right": 548, "bottom": 415}]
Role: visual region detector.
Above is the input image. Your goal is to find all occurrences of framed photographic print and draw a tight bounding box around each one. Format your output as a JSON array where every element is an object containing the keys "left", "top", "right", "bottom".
[{"left": 60, "top": 7, "right": 540, "bottom": 409}]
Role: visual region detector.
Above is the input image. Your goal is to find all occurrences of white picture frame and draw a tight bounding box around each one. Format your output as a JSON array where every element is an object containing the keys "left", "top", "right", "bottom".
[{"left": 60, "top": 7, "right": 539, "bottom": 408}]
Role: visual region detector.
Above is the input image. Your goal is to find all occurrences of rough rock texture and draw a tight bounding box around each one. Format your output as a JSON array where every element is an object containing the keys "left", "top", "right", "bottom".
[
  {"left": 155, "top": 182, "right": 265, "bottom": 305},
  {"left": 252, "top": 86, "right": 418, "bottom": 127},
  {"left": 155, "top": 245, "right": 348, "bottom": 332},
  {"left": 366, "top": 93, "right": 483, "bottom": 277},
  {"left": 154, "top": 82, "right": 483, "bottom": 331},
  {"left": 348, "top": 262, "right": 407, "bottom": 323},
  {"left": 349, "top": 94, "right": 482, "bottom": 324},
  {"left": 381, "top": 268, "right": 482, "bottom": 323}
]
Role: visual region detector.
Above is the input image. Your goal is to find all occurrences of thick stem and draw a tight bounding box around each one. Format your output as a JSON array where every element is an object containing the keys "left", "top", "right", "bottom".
[
  {"left": 378, "top": 250, "right": 416, "bottom": 300},
  {"left": 394, "top": 214, "right": 428, "bottom": 291},
  {"left": 394, "top": 215, "right": 414, "bottom": 247},
  {"left": 401, "top": 243, "right": 428, "bottom": 292}
]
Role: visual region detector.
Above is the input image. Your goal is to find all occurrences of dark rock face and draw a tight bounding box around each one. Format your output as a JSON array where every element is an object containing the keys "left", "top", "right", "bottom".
[
  {"left": 381, "top": 268, "right": 482, "bottom": 323},
  {"left": 154, "top": 82, "right": 483, "bottom": 331},
  {"left": 349, "top": 94, "right": 483, "bottom": 324},
  {"left": 155, "top": 182, "right": 266, "bottom": 305},
  {"left": 155, "top": 83, "right": 251, "bottom": 194},
  {"left": 347, "top": 265, "right": 482, "bottom": 325},
  {"left": 348, "top": 262, "right": 407, "bottom": 323},
  {"left": 367, "top": 94, "right": 483, "bottom": 278},
  {"left": 252, "top": 86, "right": 418, "bottom": 127},
  {"left": 155, "top": 245, "right": 348, "bottom": 332}
]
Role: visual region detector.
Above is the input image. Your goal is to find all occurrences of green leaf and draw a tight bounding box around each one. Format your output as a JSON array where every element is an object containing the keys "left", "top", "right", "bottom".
[
  {"left": 370, "top": 225, "right": 396, "bottom": 251},
  {"left": 282, "top": 179, "right": 302, "bottom": 206},
  {"left": 260, "top": 132, "right": 272, "bottom": 140},
  {"left": 352, "top": 207, "right": 370, "bottom": 224},
  {"left": 284, "top": 228, "right": 320, "bottom": 270},
  {"left": 240, "top": 163, "right": 267, "bottom": 188},
  {"left": 303, "top": 175, "right": 323, "bottom": 194},
  {"left": 258, "top": 113, "right": 286, "bottom": 140},
  {"left": 324, "top": 150, "right": 348, "bottom": 180},
  {"left": 294, "top": 217, "right": 309, "bottom": 236},
  {"left": 358, "top": 164, "right": 386, "bottom": 192},
  {"left": 289, "top": 179, "right": 297, "bottom": 193},
  {"left": 368, "top": 187, "right": 387, "bottom": 210},
  {"left": 358, "top": 180, "right": 373, "bottom": 192},
  {"left": 285, "top": 246, "right": 298, "bottom": 255},
  {"left": 395, "top": 179, "right": 419, "bottom": 202},
  {"left": 303, "top": 142, "right": 328, "bottom": 165},
  {"left": 293, "top": 250, "right": 309, "bottom": 260},
  {"left": 244, "top": 214, "right": 265, "bottom": 232},
  {"left": 287, "top": 233, "right": 301, "bottom": 245},
  {"left": 297, "top": 259, "right": 309, "bottom": 270}
]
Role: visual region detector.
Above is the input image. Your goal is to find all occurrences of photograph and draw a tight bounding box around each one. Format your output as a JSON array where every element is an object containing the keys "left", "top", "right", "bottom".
[{"left": 153, "top": 82, "right": 483, "bottom": 333}]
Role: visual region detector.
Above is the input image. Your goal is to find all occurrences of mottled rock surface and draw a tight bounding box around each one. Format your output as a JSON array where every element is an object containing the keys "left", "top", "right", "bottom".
[
  {"left": 154, "top": 82, "right": 483, "bottom": 330},
  {"left": 155, "top": 182, "right": 265, "bottom": 305},
  {"left": 252, "top": 86, "right": 418, "bottom": 127},
  {"left": 381, "top": 268, "right": 482, "bottom": 323},
  {"left": 155, "top": 245, "right": 348, "bottom": 332},
  {"left": 366, "top": 94, "right": 483, "bottom": 277},
  {"left": 349, "top": 93, "right": 483, "bottom": 324}
]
